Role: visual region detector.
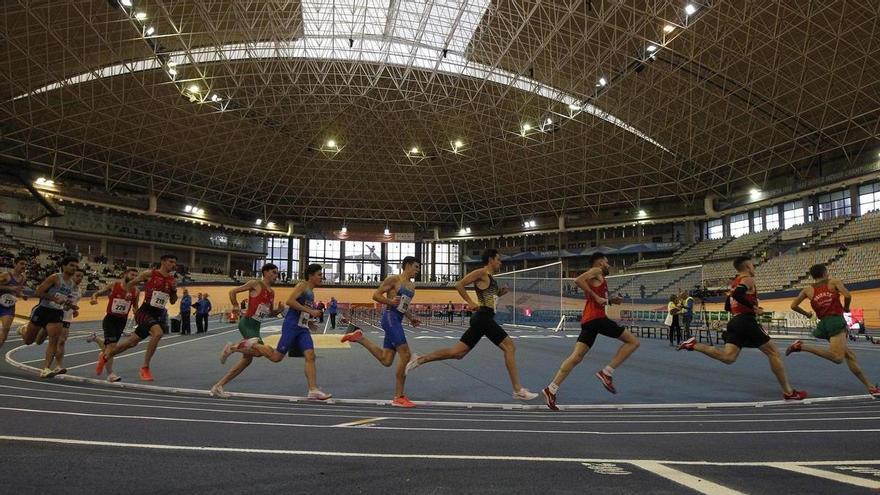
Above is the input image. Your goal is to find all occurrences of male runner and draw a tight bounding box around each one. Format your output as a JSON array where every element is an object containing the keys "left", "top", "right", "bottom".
[
  {"left": 341, "top": 256, "right": 422, "bottom": 407},
  {"left": 212, "top": 263, "right": 283, "bottom": 397},
  {"left": 787, "top": 263, "right": 879, "bottom": 396},
  {"left": 24, "top": 256, "right": 80, "bottom": 378},
  {"left": 227, "top": 264, "right": 331, "bottom": 400},
  {"left": 405, "top": 249, "right": 538, "bottom": 401},
  {"left": 86, "top": 267, "right": 140, "bottom": 382},
  {"left": 542, "top": 252, "right": 640, "bottom": 410},
  {"left": 0, "top": 256, "right": 28, "bottom": 350},
  {"left": 100, "top": 255, "right": 177, "bottom": 381},
  {"left": 678, "top": 255, "right": 808, "bottom": 400},
  {"left": 52, "top": 268, "right": 85, "bottom": 375}
]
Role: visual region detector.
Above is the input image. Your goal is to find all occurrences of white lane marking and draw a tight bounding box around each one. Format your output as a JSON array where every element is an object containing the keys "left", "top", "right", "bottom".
[
  {"left": 630, "top": 461, "right": 745, "bottom": 495},
  {"left": 18, "top": 335, "right": 182, "bottom": 364},
  {"left": 2, "top": 405, "right": 880, "bottom": 436},
  {"left": 0, "top": 435, "right": 878, "bottom": 470},
  {"left": 333, "top": 417, "right": 388, "bottom": 427},
  {"left": 767, "top": 462, "right": 880, "bottom": 489},
  {"left": 0, "top": 379, "right": 876, "bottom": 423},
  {"left": 582, "top": 462, "right": 631, "bottom": 475}
]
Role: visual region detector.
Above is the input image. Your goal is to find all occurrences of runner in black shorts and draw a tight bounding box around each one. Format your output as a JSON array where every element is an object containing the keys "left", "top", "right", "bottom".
[
  {"left": 87, "top": 268, "right": 140, "bottom": 382},
  {"left": 677, "top": 255, "right": 807, "bottom": 400},
  {"left": 405, "top": 249, "right": 538, "bottom": 401},
  {"left": 542, "top": 253, "right": 640, "bottom": 410}
]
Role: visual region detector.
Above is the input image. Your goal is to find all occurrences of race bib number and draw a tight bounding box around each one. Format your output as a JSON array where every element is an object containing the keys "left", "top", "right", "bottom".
[
  {"left": 0, "top": 293, "right": 16, "bottom": 307},
  {"left": 255, "top": 303, "right": 271, "bottom": 320},
  {"left": 111, "top": 298, "right": 131, "bottom": 315},
  {"left": 396, "top": 295, "right": 412, "bottom": 314},
  {"left": 149, "top": 291, "right": 169, "bottom": 309},
  {"left": 297, "top": 311, "right": 310, "bottom": 328}
]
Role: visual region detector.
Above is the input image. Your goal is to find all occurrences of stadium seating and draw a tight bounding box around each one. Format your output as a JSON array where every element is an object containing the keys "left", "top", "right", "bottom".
[
  {"left": 672, "top": 238, "right": 731, "bottom": 265},
  {"left": 627, "top": 257, "right": 672, "bottom": 271},
  {"left": 819, "top": 210, "right": 880, "bottom": 246},
  {"left": 707, "top": 230, "right": 778, "bottom": 261},
  {"left": 753, "top": 247, "right": 840, "bottom": 292},
  {"left": 825, "top": 242, "right": 880, "bottom": 284}
]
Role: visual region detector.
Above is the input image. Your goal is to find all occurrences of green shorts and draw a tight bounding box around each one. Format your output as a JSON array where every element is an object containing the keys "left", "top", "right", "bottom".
[
  {"left": 813, "top": 315, "right": 847, "bottom": 340},
  {"left": 238, "top": 316, "right": 263, "bottom": 343}
]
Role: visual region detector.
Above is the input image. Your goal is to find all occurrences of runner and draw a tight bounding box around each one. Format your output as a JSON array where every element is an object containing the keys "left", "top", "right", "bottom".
[
  {"left": 51, "top": 268, "right": 85, "bottom": 376},
  {"left": 542, "top": 252, "right": 640, "bottom": 410},
  {"left": 212, "top": 263, "right": 282, "bottom": 398},
  {"left": 677, "top": 255, "right": 808, "bottom": 400},
  {"left": 405, "top": 249, "right": 539, "bottom": 401},
  {"left": 227, "top": 264, "right": 331, "bottom": 400},
  {"left": 23, "top": 256, "right": 80, "bottom": 378},
  {"left": 0, "top": 256, "right": 28, "bottom": 350},
  {"left": 787, "top": 263, "right": 880, "bottom": 396},
  {"left": 86, "top": 267, "right": 140, "bottom": 382},
  {"left": 341, "top": 256, "right": 422, "bottom": 408},
  {"left": 101, "top": 255, "right": 177, "bottom": 381}
]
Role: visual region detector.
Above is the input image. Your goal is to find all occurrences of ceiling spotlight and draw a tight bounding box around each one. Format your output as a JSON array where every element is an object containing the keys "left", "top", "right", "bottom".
[
  {"left": 598, "top": 77, "right": 607, "bottom": 86},
  {"left": 267, "top": 221, "right": 276, "bottom": 229},
  {"left": 410, "top": 147, "right": 420, "bottom": 154},
  {"left": 646, "top": 44, "right": 657, "bottom": 53},
  {"left": 188, "top": 84, "right": 200, "bottom": 93},
  {"left": 459, "top": 228, "right": 467, "bottom": 235},
  {"left": 384, "top": 228, "right": 391, "bottom": 236},
  {"left": 326, "top": 139, "right": 337, "bottom": 148},
  {"left": 465, "top": 227, "right": 471, "bottom": 234},
  {"left": 545, "top": 118, "right": 553, "bottom": 126},
  {"left": 340, "top": 226, "right": 347, "bottom": 234},
  {"left": 210, "top": 94, "right": 222, "bottom": 102},
  {"left": 134, "top": 11, "right": 147, "bottom": 21},
  {"left": 184, "top": 205, "right": 193, "bottom": 213},
  {"left": 521, "top": 123, "right": 532, "bottom": 133},
  {"left": 637, "top": 209, "right": 648, "bottom": 218},
  {"left": 121, "top": 0, "right": 133, "bottom": 7},
  {"left": 145, "top": 26, "right": 155, "bottom": 36},
  {"left": 255, "top": 219, "right": 262, "bottom": 226},
  {"left": 453, "top": 139, "right": 464, "bottom": 149},
  {"left": 168, "top": 68, "right": 177, "bottom": 76},
  {"left": 663, "top": 24, "right": 676, "bottom": 33},
  {"left": 685, "top": 4, "right": 697, "bottom": 15}
]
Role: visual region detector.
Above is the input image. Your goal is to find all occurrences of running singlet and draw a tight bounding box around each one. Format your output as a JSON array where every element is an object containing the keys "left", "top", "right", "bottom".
[
  {"left": 245, "top": 285, "right": 275, "bottom": 320},
  {"left": 63, "top": 292, "right": 81, "bottom": 323},
  {"left": 39, "top": 273, "right": 78, "bottom": 310},
  {"left": 283, "top": 287, "right": 314, "bottom": 329},
  {"left": 810, "top": 283, "right": 844, "bottom": 318},
  {"left": 392, "top": 284, "right": 416, "bottom": 314},
  {"left": 106, "top": 281, "right": 138, "bottom": 317},
  {"left": 581, "top": 279, "right": 608, "bottom": 324},
  {"left": 0, "top": 272, "right": 22, "bottom": 308},
  {"left": 729, "top": 276, "right": 758, "bottom": 316},
  {"left": 142, "top": 270, "right": 176, "bottom": 312},
  {"left": 474, "top": 273, "right": 499, "bottom": 310}
]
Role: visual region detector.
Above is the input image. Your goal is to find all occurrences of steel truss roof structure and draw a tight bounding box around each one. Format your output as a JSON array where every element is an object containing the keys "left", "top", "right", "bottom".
[{"left": 2, "top": 1, "right": 878, "bottom": 227}]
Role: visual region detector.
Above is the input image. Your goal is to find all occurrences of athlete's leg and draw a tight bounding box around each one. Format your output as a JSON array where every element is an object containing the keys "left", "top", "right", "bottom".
[
  {"left": 692, "top": 342, "right": 741, "bottom": 364},
  {"left": 394, "top": 344, "right": 411, "bottom": 398},
  {"left": 498, "top": 337, "right": 526, "bottom": 393},
  {"left": 843, "top": 348, "right": 875, "bottom": 390},
  {"left": 758, "top": 341, "right": 794, "bottom": 394},
  {"left": 356, "top": 336, "right": 396, "bottom": 366},
  {"left": 798, "top": 333, "right": 846, "bottom": 364},
  {"left": 106, "top": 332, "right": 144, "bottom": 358},
  {"left": 303, "top": 349, "right": 319, "bottom": 391},
  {"left": 22, "top": 323, "right": 40, "bottom": 345},
  {"left": 248, "top": 343, "right": 284, "bottom": 362},
  {"left": 142, "top": 324, "right": 164, "bottom": 368},
  {"left": 415, "top": 341, "right": 470, "bottom": 364},
  {"left": 54, "top": 326, "right": 70, "bottom": 368},
  {"left": 215, "top": 354, "right": 254, "bottom": 388},
  {"left": 0, "top": 315, "right": 13, "bottom": 349},
  {"left": 42, "top": 322, "right": 63, "bottom": 370},
  {"left": 608, "top": 330, "right": 640, "bottom": 369},
  {"left": 35, "top": 327, "right": 48, "bottom": 345},
  {"left": 549, "top": 342, "right": 590, "bottom": 388}
]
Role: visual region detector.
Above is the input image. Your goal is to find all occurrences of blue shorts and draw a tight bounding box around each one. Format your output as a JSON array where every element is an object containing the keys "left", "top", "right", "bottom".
[
  {"left": 276, "top": 320, "right": 314, "bottom": 355},
  {"left": 381, "top": 309, "right": 407, "bottom": 350},
  {"left": 0, "top": 306, "right": 14, "bottom": 318}
]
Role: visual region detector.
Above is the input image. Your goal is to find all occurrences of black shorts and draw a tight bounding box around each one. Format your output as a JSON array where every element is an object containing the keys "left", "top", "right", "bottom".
[
  {"left": 30, "top": 306, "right": 64, "bottom": 328},
  {"left": 134, "top": 306, "right": 167, "bottom": 339},
  {"left": 724, "top": 314, "right": 771, "bottom": 348},
  {"left": 578, "top": 318, "right": 626, "bottom": 347},
  {"left": 62, "top": 321, "right": 71, "bottom": 329},
  {"left": 103, "top": 314, "right": 128, "bottom": 344},
  {"left": 460, "top": 308, "right": 509, "bottom": 349}
]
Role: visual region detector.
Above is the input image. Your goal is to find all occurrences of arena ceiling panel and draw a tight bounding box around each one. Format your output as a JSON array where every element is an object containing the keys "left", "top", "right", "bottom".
[{"left": 2, "top": 1, "right": 878, "bottom": 226}]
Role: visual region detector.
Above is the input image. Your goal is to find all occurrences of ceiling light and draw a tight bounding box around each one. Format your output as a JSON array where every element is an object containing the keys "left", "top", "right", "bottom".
[
  {"left": 145, "top": 26, "right": 155, "bottom": 36},
  {"left": 255, "top": 219, "right": 262, "bottom": 226},
  {"left": 267, "top": 221, "right": 276, "bottom": 229},
  {"left": 121, "top": 0, "right": 133, "bottom": 7},
  {"left": 384, "top": 228, "right": 391, "bottom": 236},
  {"left": 568, "top": 103, "right": 580, "bottom": 111},
  {"left": 459, "top": 228, "right": 467, "bottom": 235},
  {"left": 167, "top": 61, "right": 176, "bottom": 67},
  {"left": 663, "top": 24, "right": 675, "bottom": 33},
  {"left": 184, "top": 205, "right": 193, "bottom": 213},
  {"left": 646, "top": 44, "right": 657, "bottom": 53},
  {"left": 465, "top": 227, "right": 471, "bottom": 234},
  {"left": 453, "top": 139, "right": 464, "bottom": 149},
  {"left": 168, "top": 68, "right": 177, "bottom": 76},
  {"left": 410, "top": 147, "right": 420, "bottom": 154},
  {"left": 637, "top": 209, "right": 648, "bottom": 218},
  {"left": 340, "top": 226, "right": 347, "bottom": 234},
  {"left": 545, "top": 118, "right": 553, "bottom": 126},
  {"left": 598, "top": 77, "right": 607, "bottom": 86},
  {"left": 188, "top": 84, "right": 200, "bottom": 93},
  {"left": 326, "top": 139, "right": 337, "bottom": 148},
  {"left": 35, "top": 177, "right": 46, "bottom": 185},
  {"left": 521, "top": 123, "right": 532, "bottom": 133},
  {"left": 134, "top": 11, "right": 147, "bottom": 21},
  {"left": 685, "top": 4, "right": 697, "bottom": 16}
]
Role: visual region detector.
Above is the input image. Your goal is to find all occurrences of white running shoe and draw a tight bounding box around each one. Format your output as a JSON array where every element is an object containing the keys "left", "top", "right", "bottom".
[
  {"left": 307, "top": 389, "right": 332, "bottom": 401},
  {"left": 85, "top": 332, "right": 98, "bottom": 344},
  {"left": 210, "top": 384, "right": 229, "bottom": 398},
  {"left": 512, "top": 388, "right": 539, "bottom": 401},
  {"left": 107, "top": 373, "right": 122, "bottom": 383},
  {"left": 220, "top": 343, "right": 235, "bottom": 364},
  {"left": 39, "top": 367, "right": 57, "bottom": 379},
  {"left": 405, "top": 354, "right": 422, "bottom": 375}
]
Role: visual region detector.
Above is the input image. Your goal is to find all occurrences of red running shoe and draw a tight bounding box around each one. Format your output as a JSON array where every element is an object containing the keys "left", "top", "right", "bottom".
[
  {"left": 139, "top": 367, "right": 154, "bottom": 382},
  {"left": 542, "top": 387, "right": 559, "bottom": 411},
  {"left": 785, "top": 340, "right": 803, "bottom": 356},
  {"left": 391, "top": 396, "right": 416, "bottom": 408},
  {"left": 596, "top": 370, "right": 617, "bottom": 394},
  {"left": 783, "top": 389, "right": 808, "bottom": 401},
  {"left": 677, "top": 337, "right": 696, "bottom": 351},
  {"left": 341, "top": 328, "right": 363, "bottom": 344},
  {"left": 95, "top": 352, "right": 107, "bottom": 375},
  {"left": 868, "top": 385, "right": 880, "bottom": 397}
]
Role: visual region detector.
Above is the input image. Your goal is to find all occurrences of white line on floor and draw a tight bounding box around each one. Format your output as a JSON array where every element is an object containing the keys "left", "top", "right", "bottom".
[
  {"left": 767, "top": 462, "right": 880, "bottom": 489},
  {"left": 18, "top": 334, "right": 182, "bottom": 364},
  {"left": 629, "top": 461, "right": 745, "bottom": 495},
  {"left": 333, "top": 417, "right": 388, "bottom": 427}
]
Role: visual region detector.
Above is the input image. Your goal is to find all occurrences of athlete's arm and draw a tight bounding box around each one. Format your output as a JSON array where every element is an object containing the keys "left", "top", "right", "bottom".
[
  {"left": 89, "top": 282, "right": 114, "bottom": 304},
  {"left": 372, "top": 276, "right": 399, "bottom": 306},
  {"left": 228, "top": 281, "right": 257, "bottom": 309},
  {"left": 125, "top": 271, "right": 150, "bottom": 291},
  {"left": 286, "top": 282, "right": 320, "bottom": 317},
  {"left": 732, "top": 276, "right": 761, "bottom": 314},
  {"left": 455, "top": 268, "right": 485, "bottom": 310},
  {"left": 0, "top": 272, "right": 18, "bottom": 293},
  {"left": 575, "top": 268, "right": 606, "bottom": 305},
  {"left": 789, "top": 289, "right": 813, "bottom": 318},
  {"left": 35, "top": 274, "right": 59, "bottom": 299},
  {"left": 833, "top": 278, "right": 852, "bottom": 312},
  {"left": 169, "top": 280, "right": 178, "bottom": 305}
]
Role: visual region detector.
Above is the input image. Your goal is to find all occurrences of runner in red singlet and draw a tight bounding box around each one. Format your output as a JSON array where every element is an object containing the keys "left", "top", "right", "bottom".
[
  {"left": 787, "top": 263, "right": 879, "bottom": 396},
  {"left": 87, "top": 267, "right": 140, "bottom": 382}
]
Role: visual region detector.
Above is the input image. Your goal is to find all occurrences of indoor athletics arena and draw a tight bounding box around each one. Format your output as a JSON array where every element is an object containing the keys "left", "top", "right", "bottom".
[{"left": 2, "top": 1, "right": 880, "bottom": 493}]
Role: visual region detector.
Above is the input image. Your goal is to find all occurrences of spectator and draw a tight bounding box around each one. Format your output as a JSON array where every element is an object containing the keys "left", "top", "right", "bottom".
[
  {"left": 195, "top": 293, "right": 212, "bottom": 334},
  {"left": 666, "top": 294, "right": 682, "bottom": 346},
  {"left": 180, "top": 289, "right": 192, "bottom": 335},
  {"left": 446, "top": 300, "right": 454, "bottom": 323},
  {"left": 639, "top": 284, "right": 646, "bottom": 299},
  {"left": 316, "top": 300, "right": 325, "bottom": 323},
  {"left": 681, "top": 290, "right": 695, "bottom": 339},
  {"left": 328, "top": 297, "right": 338, "bottom": 329}
]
